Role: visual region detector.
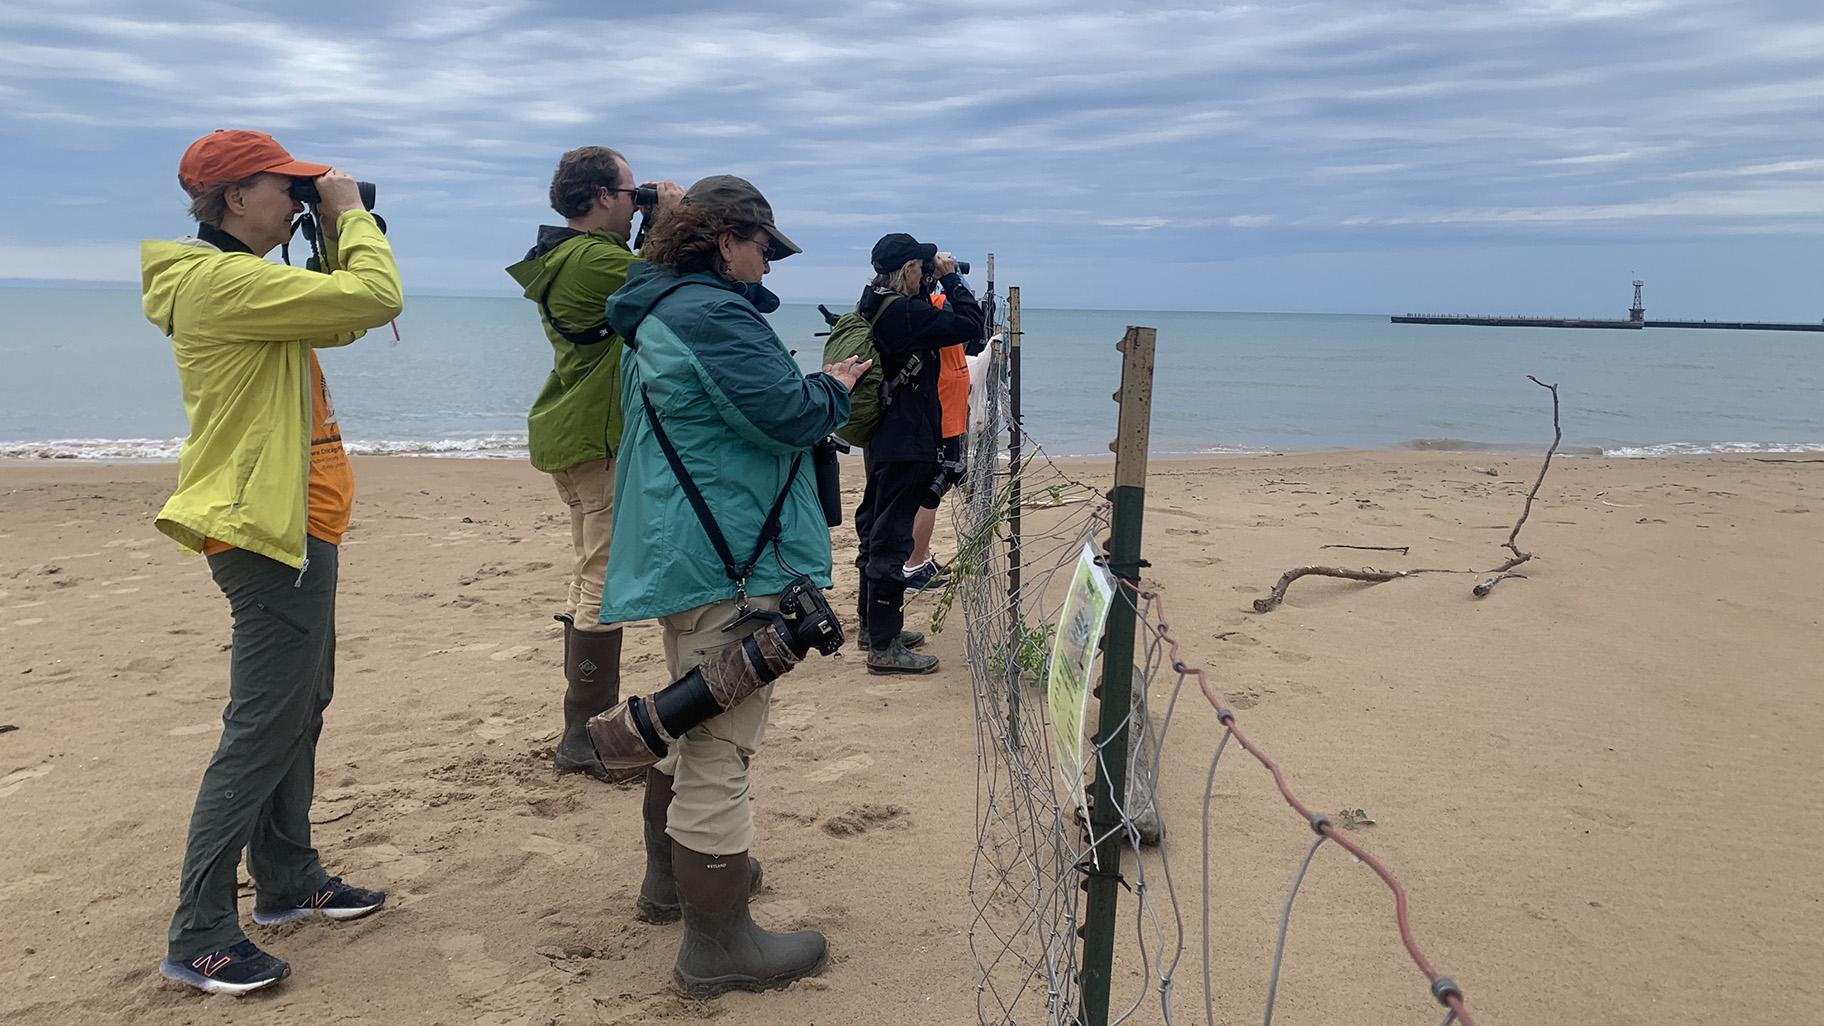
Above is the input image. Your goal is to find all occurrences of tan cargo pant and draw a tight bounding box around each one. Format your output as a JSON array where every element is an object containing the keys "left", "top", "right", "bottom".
[
  {"left": 549, "top": 457, "right": 617, "bottom": 631},
  {"left": 655, "top": 594, "right": 782, "bottom": 855}
]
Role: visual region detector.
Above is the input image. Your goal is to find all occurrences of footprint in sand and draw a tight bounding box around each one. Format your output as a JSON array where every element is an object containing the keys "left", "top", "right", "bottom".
[
  {"left": 168, "top": 722, "right": 219, "bottom": 737},
  {"left": 770, "top": 705, "right": 819, "bottom": 732},
  {"left": 12, "top": 618, "right": 47, "bottom": 628},
  {"left": 0, "top": 764, "right": 53, "bottom": 799},
  {"left": 437, "top": 932, "right": 513, "bottom": 999},
  {"left": 489, "top": 645, "right": 537, "bottom": 662},
  {"left": 473, "top": 715, "right": 515, "bottom": 740},
  {"left": 805, "top": 753, "right": 873, "bottom": 783},
  {"left": 821, "top": 802, "right": 906, "bottom": 836},
  {"left": 518, "top": 833, "right": 589, "bottom": 866},
  {"left": 752, "top": 898, "right": 809, "bottom": 923}
]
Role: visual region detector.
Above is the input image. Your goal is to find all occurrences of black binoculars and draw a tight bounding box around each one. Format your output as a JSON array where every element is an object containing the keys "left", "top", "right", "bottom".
[
  {"left": 289, "top": 178, "right": 377, "bottom": 211},
  {"left": 632, "top": 184, "right": 659, "bottom": 206}
]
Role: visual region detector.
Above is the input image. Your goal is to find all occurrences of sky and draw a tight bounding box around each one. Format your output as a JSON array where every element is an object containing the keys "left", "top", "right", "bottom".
[{"left": 1, "top": 0, "right": 1821, "bottom": 317}]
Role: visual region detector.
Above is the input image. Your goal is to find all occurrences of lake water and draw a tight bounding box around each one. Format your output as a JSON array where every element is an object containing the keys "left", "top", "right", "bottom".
[{"left": 3, "top": 284, "right": 1819, "bottom": 460}]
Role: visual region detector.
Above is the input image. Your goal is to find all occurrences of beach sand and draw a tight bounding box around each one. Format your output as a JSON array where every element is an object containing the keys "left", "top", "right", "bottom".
[{"left": 1, "top": 452, "right": 1819, "bottom": 1025}]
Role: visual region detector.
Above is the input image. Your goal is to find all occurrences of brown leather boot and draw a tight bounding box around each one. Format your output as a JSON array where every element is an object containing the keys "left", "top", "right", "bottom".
[
  {"left": 553, "top": 622, "right": 634, "bottom": 783},
  {"left": 671, "top": 843, "right": 824, "bottom": 997},
  {"left": 639, "top": 770, "right": 762, "bottom": 924}
]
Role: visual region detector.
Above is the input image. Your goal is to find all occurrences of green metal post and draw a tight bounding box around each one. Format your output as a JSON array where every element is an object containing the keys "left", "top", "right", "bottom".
[{"left": 1077, "top": 325, "right": 1156, "bottom": 1026}]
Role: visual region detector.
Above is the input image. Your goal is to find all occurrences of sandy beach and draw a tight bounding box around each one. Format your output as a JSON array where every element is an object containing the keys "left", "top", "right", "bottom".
[{"left": 2, "top": 451, "right": 1820, "bottom": 1025}]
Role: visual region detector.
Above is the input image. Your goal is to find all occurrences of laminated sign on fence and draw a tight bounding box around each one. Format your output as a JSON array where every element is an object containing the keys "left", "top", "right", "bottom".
[{"left": 1047, "top": 541, "right": 1114, "bottom": 819}]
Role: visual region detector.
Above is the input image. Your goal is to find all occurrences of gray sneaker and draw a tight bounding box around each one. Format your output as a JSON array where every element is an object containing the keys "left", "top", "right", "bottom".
[{"left": 866, "top": 639, "right": 939, "bottom": 675}]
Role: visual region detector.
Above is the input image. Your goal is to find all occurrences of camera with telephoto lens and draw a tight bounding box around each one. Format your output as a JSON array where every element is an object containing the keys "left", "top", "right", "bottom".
[
  {"left": 631, "top": 184, "right": 659, "bottom": 207},
  {"left": 778, "top": 576, "right": 844, "bottom": 656},
  {"left": 289, "top": 177, "right": 377, "bottom": 211}
]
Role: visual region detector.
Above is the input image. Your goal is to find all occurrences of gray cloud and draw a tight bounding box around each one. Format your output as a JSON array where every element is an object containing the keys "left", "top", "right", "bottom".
[{"left": 0, "top": 0, "right": 1820, "bottom": 315}]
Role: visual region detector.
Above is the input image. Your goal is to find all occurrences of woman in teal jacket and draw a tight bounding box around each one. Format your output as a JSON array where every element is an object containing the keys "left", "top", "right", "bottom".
[{"left": 601, "top": 175, "right": 869, "bottom": 998}]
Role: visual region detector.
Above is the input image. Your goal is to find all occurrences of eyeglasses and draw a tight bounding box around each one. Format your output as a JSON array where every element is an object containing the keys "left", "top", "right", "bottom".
[{"left": 739, "top": 235, "right": 776, "bottom": 261}]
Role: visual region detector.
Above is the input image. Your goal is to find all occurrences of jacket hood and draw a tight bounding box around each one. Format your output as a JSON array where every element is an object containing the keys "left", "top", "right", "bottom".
[
  {"left": 606, "top": 263, "right": 780, "bottom": 343},
  {"left": 505, "top": 226, "right": 625, "bottom": 300},
  {"left": 140, "top": 237, "right": 222, "bottom": 338}
]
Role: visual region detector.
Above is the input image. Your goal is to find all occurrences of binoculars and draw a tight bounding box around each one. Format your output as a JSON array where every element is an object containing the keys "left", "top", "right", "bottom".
[{"left": 289, "top": 178, "right": 377, "bottom": 211}]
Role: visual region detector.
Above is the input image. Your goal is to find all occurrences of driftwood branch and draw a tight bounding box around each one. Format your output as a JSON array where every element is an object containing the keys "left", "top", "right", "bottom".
[
  {"left": 1751, "top": 457, "right": 1824, "bottom": 464},
  {"left": 1319, "top": 544, "right": 1411, "bottom": 555},
  {"left": 1251, "top": 566, "right": 1466, "bottom": 613},
  {"left": 1474, "top": 376, "right": 1560, "bottom": 598},
  {"left": 1471, "top": 571, "right": 1527, "bottom": 597}
]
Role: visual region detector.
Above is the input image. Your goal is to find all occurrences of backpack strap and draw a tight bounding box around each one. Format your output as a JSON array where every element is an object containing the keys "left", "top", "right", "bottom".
[
  {"left": 640, "top": 386, "right": 804, "bottom": 605},
  {"left": 538, "top": 236, "right": 616, "bottom": 346}
]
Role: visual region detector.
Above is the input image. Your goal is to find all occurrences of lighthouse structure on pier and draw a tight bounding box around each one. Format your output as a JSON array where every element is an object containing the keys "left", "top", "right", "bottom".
[{"left": 1629, "top": 280, "right": 1646, "bottom": 324}]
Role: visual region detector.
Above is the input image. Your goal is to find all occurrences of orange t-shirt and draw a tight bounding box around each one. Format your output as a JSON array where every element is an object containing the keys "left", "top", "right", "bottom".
[
  {"left": 930, "top": 292, "right": 969, "bottom": 439},
  {"left": 204, "top": 351, "right": 355, "bottom": 554}
]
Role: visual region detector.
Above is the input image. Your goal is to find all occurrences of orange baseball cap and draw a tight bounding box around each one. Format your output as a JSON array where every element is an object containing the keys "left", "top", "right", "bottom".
[{"left": 177, "top": 130, "right": 331, "bottom": 198}]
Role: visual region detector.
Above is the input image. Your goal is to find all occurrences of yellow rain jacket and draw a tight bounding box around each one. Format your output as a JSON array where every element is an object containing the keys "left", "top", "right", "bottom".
[{"left": 141, "top": 210, "right": 403, "bottom": 569}]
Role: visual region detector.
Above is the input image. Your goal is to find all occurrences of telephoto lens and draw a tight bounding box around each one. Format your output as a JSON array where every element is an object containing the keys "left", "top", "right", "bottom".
[{"left": 288, "top": 178, "right": 377, "bottom": 211}]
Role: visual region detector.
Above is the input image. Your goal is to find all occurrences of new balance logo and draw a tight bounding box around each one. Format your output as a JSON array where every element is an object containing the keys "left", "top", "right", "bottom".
[{"left": 192, "top": 953, "right": 231, "bottom": 976}]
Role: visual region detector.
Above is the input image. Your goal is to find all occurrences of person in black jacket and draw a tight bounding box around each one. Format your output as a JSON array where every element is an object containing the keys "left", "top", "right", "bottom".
[{"left": 852, "top": 233, "right": 985, "bottom": 673}]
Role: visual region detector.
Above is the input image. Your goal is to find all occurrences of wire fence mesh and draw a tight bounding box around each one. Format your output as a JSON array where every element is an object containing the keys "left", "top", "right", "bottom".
[{"left": 940, "top": 310, "right": 1477, "bottom": 1026}]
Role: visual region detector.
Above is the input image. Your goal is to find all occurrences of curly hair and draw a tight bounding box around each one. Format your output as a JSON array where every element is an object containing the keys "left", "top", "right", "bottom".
[
  {"left": 548, "top": 146, "right": 626, "bottom": 219},
  {"left": 640, "top": 203, "right": 760, "bottom": 275}
]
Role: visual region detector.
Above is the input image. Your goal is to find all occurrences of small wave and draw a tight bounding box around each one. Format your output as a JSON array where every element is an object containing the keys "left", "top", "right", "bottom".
[
  {"left": 344, "top": 435, "right": 529, "bottom": 459},
  {"left": 1, "top": 435, "right": 531, "bottom": 461},
  {"left": 1602, "top": 441, "right": 1824, "bottom": 458},
  {"left": 1401, "top": 437, "right": 1605, "bottom": 456},
  {"left": 0, "top": 437, "right": 186, "bottom": 460}
]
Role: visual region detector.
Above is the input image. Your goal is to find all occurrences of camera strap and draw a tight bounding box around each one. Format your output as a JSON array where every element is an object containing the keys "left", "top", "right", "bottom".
[{"left": 640, "top": 386, "right": 803, "bottom": 606}]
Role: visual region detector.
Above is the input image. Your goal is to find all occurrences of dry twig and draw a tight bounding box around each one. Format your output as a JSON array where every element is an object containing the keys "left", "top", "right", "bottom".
[
  {"left": 1751, "top": 457, "right": 1824, "bottom": 464},
  {"left": 1474, "top": 376, "right": 1560, "bottom": 597},
  {"left": 1319, "top": 544, "right": 1411, "bottom": 555},
  {"left": 1251, "top": 565, "right": 1459, "bottom": 613}
]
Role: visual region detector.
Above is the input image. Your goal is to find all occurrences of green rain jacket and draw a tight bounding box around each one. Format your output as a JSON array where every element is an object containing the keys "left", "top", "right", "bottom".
[
  {"left": 598, "top": 264, "right": 851, "bottom": 622},
  {"left": 506, "top": 227, "right": 635, "bottom": 472},
  {"left": 140, "top": 211, "right": 403, "bottom": 569}
]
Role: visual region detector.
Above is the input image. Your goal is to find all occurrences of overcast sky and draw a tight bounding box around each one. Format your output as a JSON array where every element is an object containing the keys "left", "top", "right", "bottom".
[{"left": 2, "top": 0, "right": 1821, "bottom": 316}]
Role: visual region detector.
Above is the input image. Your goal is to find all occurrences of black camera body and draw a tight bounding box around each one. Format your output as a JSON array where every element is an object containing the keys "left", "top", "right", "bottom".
[
  {"left": 289, "top": 178, "right": 377, "bottom": 211},
  {"left": 778, "top": 576, "right": 844, "bottom": 656}
]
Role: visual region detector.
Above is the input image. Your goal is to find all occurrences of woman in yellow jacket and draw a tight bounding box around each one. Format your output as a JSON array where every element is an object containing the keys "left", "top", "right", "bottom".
[{"left": 145, "top": 130, "right": 403, "bottom": 995}]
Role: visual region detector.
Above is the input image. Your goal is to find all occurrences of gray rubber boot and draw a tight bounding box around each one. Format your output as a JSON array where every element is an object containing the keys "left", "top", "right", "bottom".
[
  {"left": 866, "top": 638, "right": 939, "bottom": 675},
  {"left": 639, "top": 770, "right": 762, "bottom": 924},
  {"left": 859, "top": 629, "right": 926, "bottom": 655},
  {"left": 553, "top": 623, "right": 633, "bottom": 782},
  {"left": 671, "top": 843, "right": 825, "bottom": 998}
]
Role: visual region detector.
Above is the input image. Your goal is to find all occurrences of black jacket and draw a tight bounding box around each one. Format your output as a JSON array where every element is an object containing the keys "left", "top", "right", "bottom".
[{"left": 859, "top": 272, "right": 985, "bottom": 462}]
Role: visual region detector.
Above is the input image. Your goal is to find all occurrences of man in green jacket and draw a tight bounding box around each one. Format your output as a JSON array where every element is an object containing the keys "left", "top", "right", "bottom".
[
  {"left": 146, "top": 129, "right": 403, "bottom": 994},
  {"left": 507, "top": 146, "right": 680, "bottom": 782}
]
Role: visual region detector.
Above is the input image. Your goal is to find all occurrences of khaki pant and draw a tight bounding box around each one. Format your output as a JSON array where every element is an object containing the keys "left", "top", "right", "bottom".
[
  {"left": 655, "top": 594, "right": 781, "bottom": 855},
  {"left": 549, "top": 457, "right": 616, "bottom": 631}
]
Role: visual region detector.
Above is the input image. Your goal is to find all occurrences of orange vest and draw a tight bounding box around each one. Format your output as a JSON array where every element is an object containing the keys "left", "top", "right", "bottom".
[{"left": 932, "top": 292, "right": 969, "bottom": 439}]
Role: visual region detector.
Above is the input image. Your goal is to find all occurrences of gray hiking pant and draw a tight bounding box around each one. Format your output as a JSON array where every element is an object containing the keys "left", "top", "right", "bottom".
[{"left": 167, "top": 537, "right": 337, "bottom": 961}]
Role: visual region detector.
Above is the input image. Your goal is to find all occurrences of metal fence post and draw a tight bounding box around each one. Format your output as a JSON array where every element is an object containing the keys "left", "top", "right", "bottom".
[{"left": 1077, "top": 325, "right": 1156, "bottom": 1026}]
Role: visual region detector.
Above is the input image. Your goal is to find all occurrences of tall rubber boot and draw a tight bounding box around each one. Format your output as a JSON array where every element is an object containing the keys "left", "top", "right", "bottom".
[
  {"left": 553, "top": 622, "right": 632, "bottom": 783},
  {"left": 671, "top": 843, "right": 825, "bottom": 998},
  {"left": 639, "top": 770, "right": 763, "bottom": 924}
]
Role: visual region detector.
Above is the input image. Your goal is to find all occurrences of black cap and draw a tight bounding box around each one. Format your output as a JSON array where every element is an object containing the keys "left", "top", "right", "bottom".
[
  {"left": 871, "top": 233, "right": 937, "bottom": 274},
  {"left": 682, "top": 175, "right": 801, "bottom": 261}
]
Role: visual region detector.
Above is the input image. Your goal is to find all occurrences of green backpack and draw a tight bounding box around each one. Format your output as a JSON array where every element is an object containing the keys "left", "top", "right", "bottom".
[{"left": 823, "top": 292, "right": 901, "bottom": 446}]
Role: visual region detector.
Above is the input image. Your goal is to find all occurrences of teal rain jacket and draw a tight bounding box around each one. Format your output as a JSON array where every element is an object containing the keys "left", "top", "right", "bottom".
[{"left": 598, "top": 264, "right": 850, "bottom": 622}]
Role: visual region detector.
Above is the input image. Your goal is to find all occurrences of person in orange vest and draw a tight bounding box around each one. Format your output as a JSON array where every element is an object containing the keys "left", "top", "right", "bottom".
[{"left": 902, "top": 289, "right": 969, "bottom": 589}]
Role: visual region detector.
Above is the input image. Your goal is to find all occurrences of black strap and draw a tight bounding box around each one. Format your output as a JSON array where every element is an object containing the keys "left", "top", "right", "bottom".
[
  {"left": 640, "top": 386, "right": 803, "bottom": 600},
  {"left": 538, "top": 238, "right": 614, "bottom": 345}
]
